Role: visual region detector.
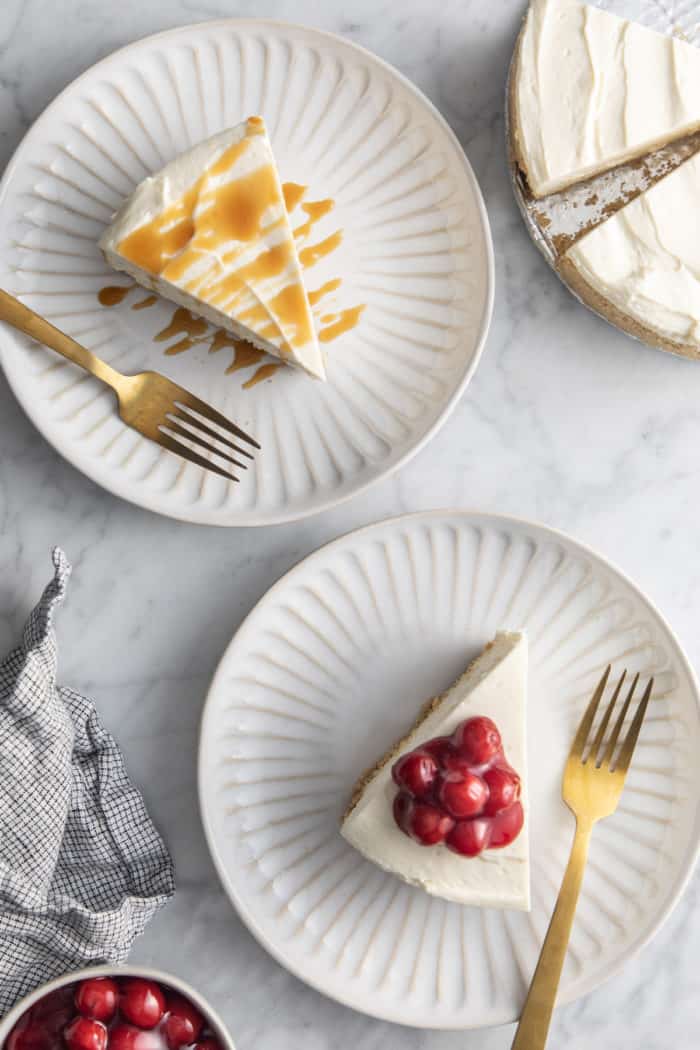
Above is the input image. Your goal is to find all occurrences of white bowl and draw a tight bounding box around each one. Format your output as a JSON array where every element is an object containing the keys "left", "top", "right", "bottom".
[{"left": 0, "top": 966, "right": 236, "bottom": 1050}]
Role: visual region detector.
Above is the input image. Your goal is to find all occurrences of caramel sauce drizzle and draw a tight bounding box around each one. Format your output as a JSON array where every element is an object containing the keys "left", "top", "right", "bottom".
[
  {"left": 243, "top": 363, "right": 282, "bottom": 388},
  {"left": 115, "top": 126, "right": 314, "bottom": 352},
  {"left": 307, "top": 278, "right": 342, "bottom": 307},
  {"left": 282, "top": 182, "right": 307, "bottom": 213},
  {"left": 98, "top": 284, "right": 132, "bottom": 306},
  {"left": 209, "top": 330, "right": 265, "bottom": 374},
  {"left": 132, "top": 294, "right": 158, "bottom": 311},
  {"left": 299, "top": 231, "right": 344, "bottom": 269},
  {"left": 318, "top": 305, "right": 366, "bottom": 344},
  {"left": 293, "top": 199, "right": 335, "bottom": 240},
  {"left": 154, "top": 307, "right": 208, "bottom": 355},
  {"left": 97, "top": 171, "right": 364, "bottom": 389}
]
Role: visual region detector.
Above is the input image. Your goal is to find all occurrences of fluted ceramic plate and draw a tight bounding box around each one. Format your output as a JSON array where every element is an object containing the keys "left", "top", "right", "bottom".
[
  {"left": 0, "top": 21, "right": 493, "bottom": 526},
  {"left": 199, "top": 511, "right": 700, "bottom": 1028}
]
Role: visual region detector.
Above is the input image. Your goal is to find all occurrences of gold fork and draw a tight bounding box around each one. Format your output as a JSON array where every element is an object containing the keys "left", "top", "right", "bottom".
[
  {"left": 511, "top": 666, "right": 654, "bottom": 1050},
  {"left": 0, "top": 288, "right": 259, "bottom": 482}
]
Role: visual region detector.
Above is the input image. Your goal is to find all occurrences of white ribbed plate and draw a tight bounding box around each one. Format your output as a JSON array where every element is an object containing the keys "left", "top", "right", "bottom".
[
  {"left": 199, "top": 511, "right": 700, "bottom": 1028},
  {"left": 0, "top": 21, "right": 493, "bottom": 526}
]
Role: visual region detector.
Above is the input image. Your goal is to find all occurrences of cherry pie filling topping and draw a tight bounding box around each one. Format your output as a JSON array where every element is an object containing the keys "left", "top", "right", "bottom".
[{"left": 391, "top": 716, "right": 523, "bottom": 856}]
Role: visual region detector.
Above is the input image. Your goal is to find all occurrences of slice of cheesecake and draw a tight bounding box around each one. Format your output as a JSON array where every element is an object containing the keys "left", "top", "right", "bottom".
[
  {"left": 511, "top": 0, "right": 700, "bottom": 197},
  {"left": 100, "top": 116, "right": 325, "bottom": 380},
  {"left": 341, "top": 633, "right": 530, "bottom": 910}
]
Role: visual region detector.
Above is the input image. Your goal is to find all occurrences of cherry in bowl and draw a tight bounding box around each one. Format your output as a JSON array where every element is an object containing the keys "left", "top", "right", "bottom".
[{"left": 1, "top": 971, "right": 231, "bottom": 1050}]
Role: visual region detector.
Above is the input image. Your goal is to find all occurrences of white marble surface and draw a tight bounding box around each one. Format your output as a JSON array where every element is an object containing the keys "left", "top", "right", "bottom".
[{"left": 1, "top": 0, "right": 700, "bottom": 1045}]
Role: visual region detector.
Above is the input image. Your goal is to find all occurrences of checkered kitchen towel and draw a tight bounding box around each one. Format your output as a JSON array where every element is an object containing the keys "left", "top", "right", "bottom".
[{"left": 0, "top": 549, "right": 175, "bottom": 1015}]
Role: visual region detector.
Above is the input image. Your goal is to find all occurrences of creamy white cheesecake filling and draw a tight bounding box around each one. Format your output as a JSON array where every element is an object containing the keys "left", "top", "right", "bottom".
[
  {"left": 566, "top": 151, "right": 700, "bottom": 349},
  {"left": 513, "top": 0, "right": 700, "bottom": 197},
  {"left": 341, "top": 633, "right": 530, "bottom": 911},
  {"left": 100, "top": 117, "right": 325, "bottom": 380}
]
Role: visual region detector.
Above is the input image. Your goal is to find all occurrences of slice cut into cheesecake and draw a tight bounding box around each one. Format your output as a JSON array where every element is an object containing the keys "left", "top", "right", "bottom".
[
  {"left": 100, "top": 116, "right": 325, "bottom": 380},
  {"left": 561, "top": 150, "right": 700, "bottom": 358},
  {"left": 511, "top": 0, "right": 700, "bottom": 197},
  {"left": 341, "top": 632, "right": 530, "bottom": 910}
]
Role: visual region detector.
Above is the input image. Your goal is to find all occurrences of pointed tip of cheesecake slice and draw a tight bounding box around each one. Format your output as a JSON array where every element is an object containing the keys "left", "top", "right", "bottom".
[
  {"left": 341, "top": 631, "right": 530, "bottom": 911},
  {"left": 99, "top": 116, "right": 326, "bottom": 381}
]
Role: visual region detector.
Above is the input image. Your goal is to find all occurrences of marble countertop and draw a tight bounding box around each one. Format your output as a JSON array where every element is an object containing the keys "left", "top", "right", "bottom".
[{"left": 2, "top": 0, "right": 700, "bottom": 1046}]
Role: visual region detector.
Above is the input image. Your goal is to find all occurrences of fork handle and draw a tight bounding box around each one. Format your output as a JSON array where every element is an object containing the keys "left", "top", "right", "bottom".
[
  {"left": 511, "top": 818, "right": 593, "bottom": 1050},
  {"left": 0, "top": 288, "right": 122, "bottom": 390}
]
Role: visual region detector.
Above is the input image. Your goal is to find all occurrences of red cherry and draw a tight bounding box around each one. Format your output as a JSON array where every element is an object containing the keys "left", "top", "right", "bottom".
[
  {"left": 63, "top": 1018, "right": 107, "bottom": 1050},
  {"left": 108, "top": 1026, "right": 162, "bottom": 1050},
  {"left": 7, "top": 1022, "right": 50, "bottom": 1050},
  {"left": 105, "top": 1027, "right": 136, "bottom": 1050},
  {"left": 30, "top": 988, "right": 74, "bottom": 1040},
  {"left": 75, "top": 979, "right": 119, "bottom": 1022},
  {"left": 446, "top": 818, "right": 490, "bottom": 857},
  {"left": 451, "top": 717, "right": 502, "bottom": 766},
  {"left": 422, "top": 737, "right": 452, "bottom": 766},
  {"left": 488, "top": 801, "right": 524, "bottom": 848},
  {"left": 33, "top": 991, "right": 75, "bottom": 1024},
  {"left": 483, "top": 766, "right": 521, "bottom": 816},
  {"left": 119, "top": 980, "right": 165, "bottom": 1029},
  {"left": 392, "top": 750, "right": 438, "bottom": 798},
  {"left": 441, "top": 750, "right": 476, "bottom": 777},
  {"left": 5, "top": 1016, "right": 29, "bottom": 1050},
  {"left": 405, "top": 801, "right": 454, "bottom": 845},
  {"left": 437, "top": 772, "right": 489, "bottom": 819},
  {"left": 193, "top": 1041, "right": 223, "bottom": 1050},
  {"left": 393, "top": 791, "right": 414, "bottom": 833},
  {"left": 163, "top": 996, "right": 204, "bottom": 1050}
]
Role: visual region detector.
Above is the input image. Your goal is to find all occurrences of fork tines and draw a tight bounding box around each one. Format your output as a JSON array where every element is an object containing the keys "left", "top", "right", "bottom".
[
  {"left": 158, "top": 395, "right": 260, "bottom": 484},
  {"left": 575, "top": 666, "right": 654, "bottom": 773}
]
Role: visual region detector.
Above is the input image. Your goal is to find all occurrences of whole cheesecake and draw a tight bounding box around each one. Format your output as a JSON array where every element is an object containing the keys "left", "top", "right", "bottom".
[
  {"left": 341, "top": 632, "right": 530, "bottom": 911},
  {"left": 100, "top": 116, "right": 325, "bottom": 380}
]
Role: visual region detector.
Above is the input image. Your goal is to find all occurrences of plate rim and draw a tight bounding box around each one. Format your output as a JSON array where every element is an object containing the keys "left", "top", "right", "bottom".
[
  {"left": 198, "top": 507, "right": 700, "bottom": 1028},
  {"left": 0, "top": 18, "right": 495, "bottom": 527}
]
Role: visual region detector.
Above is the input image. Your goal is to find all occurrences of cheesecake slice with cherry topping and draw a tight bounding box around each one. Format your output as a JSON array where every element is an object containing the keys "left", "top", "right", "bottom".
[{"left": 341, "top": 632, "right": 529, "bottom": 910}]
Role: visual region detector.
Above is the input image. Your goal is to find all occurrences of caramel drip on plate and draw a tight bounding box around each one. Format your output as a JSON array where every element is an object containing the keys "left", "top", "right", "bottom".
[
  {"left": 98, "top": 285, "right": 131, "bottom": 306},
  {"left": 318, "top": 305, "right": 366, "bottom": 343},
  {"left": 307, "top": 278, "right": 342, "bottom": 307},
  {"left": 294, "top": 199, "right": 335, "bottom": 240},
  {"left": 243, "top": 363, "right": 282, "bottom": 388},
  {"left": 300, "top": 231, "right": 343, "bottom": 269},
  {"left": 282, "top": 182, "right": 307, "bottom": 213},
  {"left": 132, "top": 294, "right": 158, "bottom": 311},
  {"left": 209, "top": 329, "right": 266, "bottom": 375},
  {"left": 154, "top": 307, "right": 209, "bottom": 354}
]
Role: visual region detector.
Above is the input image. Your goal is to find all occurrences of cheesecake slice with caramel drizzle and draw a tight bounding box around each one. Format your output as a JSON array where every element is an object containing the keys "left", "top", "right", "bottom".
[{"left": 100, "top": 116, "right": 325, "bottom": 380}]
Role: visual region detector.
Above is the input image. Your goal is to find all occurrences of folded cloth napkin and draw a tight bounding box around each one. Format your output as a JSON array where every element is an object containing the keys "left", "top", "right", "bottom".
[{"left": 0, "top": 549, "right": 175, "bottom": 1016}]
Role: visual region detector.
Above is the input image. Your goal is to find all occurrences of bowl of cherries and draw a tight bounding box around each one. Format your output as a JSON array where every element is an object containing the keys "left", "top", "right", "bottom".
[{"left": 0, "top": 968, "right": 234, "bottom": 1050}]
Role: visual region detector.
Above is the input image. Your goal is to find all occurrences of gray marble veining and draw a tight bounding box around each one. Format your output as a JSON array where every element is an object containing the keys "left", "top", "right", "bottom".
[{"left": 1, "top": 0, "right": 700, "bottom": 1045}]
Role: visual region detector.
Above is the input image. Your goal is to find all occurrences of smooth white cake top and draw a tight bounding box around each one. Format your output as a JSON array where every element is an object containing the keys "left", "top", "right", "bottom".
[
  {"left": 100, "top": 117, "right": 325, "bottom": 380},
  {"left": 566, "top": 151, "right": 700, "bottom": 347},
  {"left": 341, "top": 632, "right": 530, "bottom": 910},
  {"left": 514, "top": 0, "right": 700, "bottom": 196}
]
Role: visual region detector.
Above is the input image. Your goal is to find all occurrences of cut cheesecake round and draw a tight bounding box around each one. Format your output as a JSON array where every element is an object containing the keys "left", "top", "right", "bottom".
[
  {"left": 510, "top": 0, "right": 700, "bottom": 198},
  {"left": 341, "top": 632, "right": 530, "bottom": 911},
  {"left": 99, "top": 116, "right": 325, "bottom": 380},
  {"left": 561, "top": 151, "right": 700, "bottom": 358}
]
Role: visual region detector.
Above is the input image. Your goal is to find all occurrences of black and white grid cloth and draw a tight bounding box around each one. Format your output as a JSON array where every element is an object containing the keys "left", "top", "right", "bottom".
[{"left": 0, "top": 549, "right": 175, "bottom": 1015}]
